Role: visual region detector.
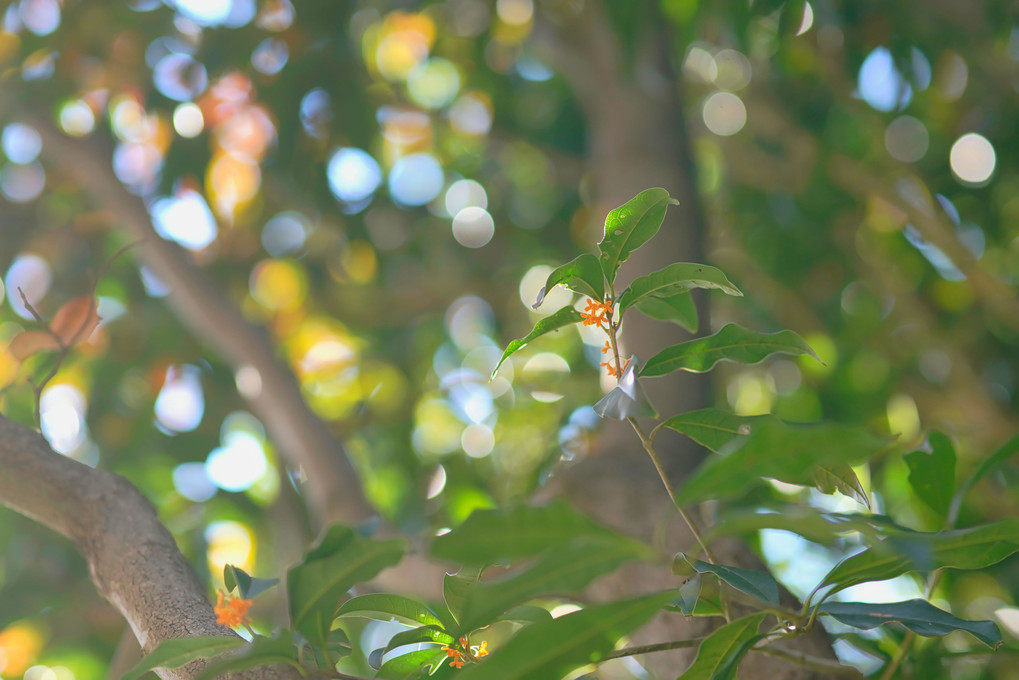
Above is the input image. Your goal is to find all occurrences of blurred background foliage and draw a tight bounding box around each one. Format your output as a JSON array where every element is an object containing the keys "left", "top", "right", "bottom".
[{"left": 0, "top": 0, "right": 1017, "bottom": 678}]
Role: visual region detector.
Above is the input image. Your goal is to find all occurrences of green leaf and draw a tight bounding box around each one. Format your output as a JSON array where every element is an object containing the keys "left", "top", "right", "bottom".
[
  {"left": 949, "top": 434, "right": 1019, "bottom": 524},
  {"left": 458, "top": 537, "right": 648, "bottom": 631},
  {"left": 288, "top": 525, "right": 406, "bottom": 648},
  {"left": 532, "top": 254, "right": 605, "bottom": 309},
  {"left": 597, "top": 188, "right": 678, "bottom": 281},
  {"left": 813, "top": 463, "right": 871, "bottom": 508},
  {"left": 195, "top": 631, "right": 300, "bottom": 680},
  {"left": 455, "top": 592, "right": 674, "bottom": 680},
  {"left": 904, "top": 431, "right": 956, "bottom": 521},
  {"left": 616, "top": 262, "right": 742, "bottom": 315},
  {"left": 678, "top": 419, "right": 888, "bottom": 504},
  {"left": 634, "top": 291, "right": 699, "bottom": 332},
  {"left": 497, "top": 605, "right": 554, "bottom": 625},
  {"left": 223, "top": 564, "right": 278, "bottom": 600},
  {"left": 819, "top": 600, "right": 1002, "bottom": 648},
  {"left": 376, "top": 648, "right": 447, "bottom": 680},
  {"left": 661, "top": 408, "right": 774, "bottom": 453},
  {"left": 443, "top": 566, "right": 483, "bottom": 627},
  {"left": 642, "top": 324, "right": 820, "bottom": 377},
  {"left": 674, "top": 573, "right": 702, "bottom": 615},
  {"left": 707, "top": 507, "right": 901, "bottom": 546},
  {"left": 674, "top": 554, "right": 780, "bottom": 606},
  {"left": 382, "top": 626, "right": 455, "bottom": 655},
  {"left": 119, "top": 637, "right": 247, "bottom": 680},
  {"left": 820, "top": 519, "right": 1019, "bottom": 592},
  {"left": 430, "top": 500, "right": 626, "bottom": 564},
  {"left": 677, "top": 613, "right": 767, "bottom": 680},
  {"left": 335, "top": 593, "right": 447, "bottom": 628},
  {"left": 491, "top": 306, "right": 583, "bottom": 379}
]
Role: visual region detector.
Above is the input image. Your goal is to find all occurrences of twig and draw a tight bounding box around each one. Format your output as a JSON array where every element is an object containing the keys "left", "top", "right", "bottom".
[
  {"left": 603, "top": 638, "right": 703, "bottom": 660},
  {"left": 757, "top": 645, "right": 865, "bottom": 678}
]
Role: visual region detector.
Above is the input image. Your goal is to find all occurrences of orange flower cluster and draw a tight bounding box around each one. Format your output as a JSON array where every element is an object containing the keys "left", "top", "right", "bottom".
[
  {"left": 601, "top": 357, "right": 631, "bottom": 378},
  {"left": 441, "top": 636, "right": 488, "bottom": 669},
  {"left": 581, "top": 299, "right": 613, "bottom": 327},
  {"left": 214, "top": 590, "right": 252, "bottom": 627}
]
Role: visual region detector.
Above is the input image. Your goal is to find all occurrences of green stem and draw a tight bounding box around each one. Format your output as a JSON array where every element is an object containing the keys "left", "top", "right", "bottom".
[
  {"left": 757, "top": 646, "right": 865, "bottom": 678},
  {"left": 603, "top": 638, "right": 703, "bottom": 660}
]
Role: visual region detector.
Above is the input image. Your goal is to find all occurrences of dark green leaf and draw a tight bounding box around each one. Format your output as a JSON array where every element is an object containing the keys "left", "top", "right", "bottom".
[
  {"left": 443, "top": 566, "right": 482, "bottom": 627},
  {"left": 223, "top": 564, "right": 278, "bottom": 600},
  {"left": 813, "top": 463, "right": 871, "bottom": 508},
  {"left": 455, "top": 592, "right": 674, "bottom": 680},
  {"left": 678, "top": 419, "right": 888, "bottom": 504},
  {"left": 491, "top": 306, "right": 583, "bottom": 379},
  {"left": 430, "top": 500, "right": 625, "bottom": 564},
  {"left": 376, "top": 649, "right": 447, "bottom": 680},
  {"left": 497, "top": 605, "right": 554, "bottom": 625},
  {"left": 707, "top": 508, "right": 902, "bottom": 546},
  {"left": 383, "top": 626, "right": 455, "bottom": 655},
  {"left": 674, "top": 554, "right": 780, "bottom": 606},
  {"left": 458, "top": 537, "right": 648, "bottom": 631},
  {"left": 677, "top": 613, "right": 767, "bottom": 680},
  {"left": 905, "top": 431, "right": 956, "bottom": 521},
  {"left": 195, "top": 631, "right": 300, "bottom": 680},
  {"left": 597, "top": 188, "right": 678, "bottom": 281},
  {"left": 532, "top": 254, "right": 604, "bottom": 309},
  {"left": 616, "top": 262, "right": 742, "bottom": 314},
  {"left": 820, "top": 519, "right": 1019, "bottom": 592},
  {"left": 288, "top": 525, "right": 406, "bottom": 648},
  {"left": 661, "top": 408, "right": 774, "bottom": 453},
  {"left": 642, "top": 324, "right": 820, "bottom": 377},
  {"left": 819, "top": 600, "right": 1001, "bottom": 648},
  {"left": 634, "top": 291, "right": 699, "bottom": 332},
  {"left": 120, "top": 637, "right": 247, "bottom": 680},
  {"left": 335, "top": 593, "right": 446, "bottom": 628}
]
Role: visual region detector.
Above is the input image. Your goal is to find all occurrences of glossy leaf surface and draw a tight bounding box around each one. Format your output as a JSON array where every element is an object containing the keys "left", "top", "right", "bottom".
[
  {"left": 642, "top": 324, "right": 819, "bottom": 377},
  {"left": 491, "top": 306, "right": 582, "bottom": 379},
  {"left": 597, "top": 188, "right": 678, "bottom": 281}
]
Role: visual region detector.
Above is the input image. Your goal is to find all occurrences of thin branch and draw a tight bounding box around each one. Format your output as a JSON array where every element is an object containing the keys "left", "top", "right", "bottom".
[
  {"left": 603, "top": 638, "right": 703, "bottom": 660},
  {"left": 757, "top": 645, "right": 865, "bottom": 679}
]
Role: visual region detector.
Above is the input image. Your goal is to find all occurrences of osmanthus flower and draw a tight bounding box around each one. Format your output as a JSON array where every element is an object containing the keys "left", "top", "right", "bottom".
[
  {"left": 214, "top": 590, "right": 253, "bottom": 627},
  {"left": 441, "top": 636, "right": 488, "bottom": 669},
  {"left": 581, "top": 298, "right": 613, "bottom": 327}
]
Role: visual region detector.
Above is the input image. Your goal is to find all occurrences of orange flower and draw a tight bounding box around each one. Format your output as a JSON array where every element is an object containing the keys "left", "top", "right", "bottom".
[
  {"left": 214, "top": 590, "right": 252, "bottom": 627},
  {"left": 581, "top": 299, "right": 613, "bottom": 327},
  {"left": 601, "top": 357, "right": 631, "bottom": 378},
  {"left": 601, "top": 341, "right": 610, "bottom": 354},
  {"left": 441, "top": 636, "right": 488, "bottom": 669},
  {"left": 474, "top": 640, "right": 489, "bottom": 657},
  {"left": 442, "top": 644, "right": 466, "bottom": 669}
]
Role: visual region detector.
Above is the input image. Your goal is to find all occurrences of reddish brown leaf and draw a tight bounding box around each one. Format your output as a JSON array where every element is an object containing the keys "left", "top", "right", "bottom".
[
  {"left": 50, "top": 296, "right": 101, "bottom": 346},
  {"left": 8, "top": 330, "right": 61, "bottom": 361}
]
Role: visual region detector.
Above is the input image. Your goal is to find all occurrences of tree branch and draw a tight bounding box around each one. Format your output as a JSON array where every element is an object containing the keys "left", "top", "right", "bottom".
[{"left": 0, "top": 414, "right": 302, "bottom": 680}]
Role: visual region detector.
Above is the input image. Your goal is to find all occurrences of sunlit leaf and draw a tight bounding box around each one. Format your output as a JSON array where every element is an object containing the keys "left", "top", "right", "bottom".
[
  {"left": 443, "top": 566, "right": 483, "bottom": 627},
  {"left": 661, "top": 408, "right": 774, "bottom": 453},
  {"left": 678, "top": 419, "right": 888, "bottom": 503},
  {"left": 677, "top": 612, "right": 767, "bottom": 680},
  {"left": 634, "top": 291, "right": 699, "bottom": 332},
  {"left": 455, "top": 592, "right": 675, "bottom": 680},
  {"left": 904, "top": 431, "right": 956, "bottom": 521},
  {"left": 382, "top": 626, "right": 454, "bottom": 656},
  {"left": 597, "top": 188, "right": 679, "bottom": 281},
  {"left": 430, "top": 500, "right": 627, "bottom": 564},
  {"left": 10, "top": 296, "right": 102, "bottom": 361},
  {"left": 673, "top": 554, "right": 780, "bottom": 605},
  {"left": 491, "top": 306, "right": 583, "bottom": 379},
  {"left": 819, "top": 600, "right": 1001, "bottom": 647},
  {"left": 335, "top": 593, "right": 447, "bottom": 628},
  {"left": 194, "top": 630, "right": 301, "bottom": 680},
  {"left": 532, "top": 253, "right": 604, "bottom": 309},
  {"left": 289, "top": 525, "right": 406, "bottom": 648},
  {"left": 375, "top": 648, "right": 447, "bottom": 680},
  {"left": 706, "top": 507, "right": 902, "bottom": 546},
  {"left": 616, "top": 262, "right": 742, "bottom": 315},
  {"left": 119, "top": 637, "right": 247, "bottom": 680},
  {"left": 223, "top": 564, "right": 278, "bottom": 600},
  {"left": 642, "top": 324, "right": 820, "bottom": 377},
  {"left": 812, "top": 463, "right": 870, "bottom": 508},
  {"left": 820, "top": 519, "right": 1019, "bottom": 592}
]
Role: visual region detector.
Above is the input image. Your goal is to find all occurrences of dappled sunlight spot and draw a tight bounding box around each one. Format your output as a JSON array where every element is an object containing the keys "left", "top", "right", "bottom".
[
  {"left": 234, "top": 364, "right": 262, "bottom": 399},
  {"left": 496, "top": 0, "right": 533, "bottom": 25},
  {"left": 251, "top": 37, "right": 289, "bottom": 76},
  {"left": 550, "top": 603, "right": 581, "bottom": 618},
  {"left": 407, "top": 57, "right": 461, "bottom": 109},
  {"left": 445, "top": 296, "right": 495, "bottom": 351},
  {"left": 19, "top": 0, "right": 60, "bottom": 36},
  {"left": 858, "top": 47, "right": 912, "bottom": 112},
  {"left": 250, "top": 259, "right": 308, "bottom": 311},
  {"left": 713, "top": 49, "right": 751, "bottom": 91},
  {"left": 934, "top": 50, "right": 967, "bottom": 101},
  {"left": 461, "top": 423, "right": 494, "bottom": 458},
  {"left": 445, "top": 178, "right": 488, "bottom": 215},
  {"left": 519, "top": 264, "right": 572, "bottom": 313},
  {"left": 995, "top": 607, "right": 1019, "bottom": 638},
  {"left": 448, "top": 91, "right": 493, "bottom": 136},
  {"left": 884, "top": 115, "right": 928, "bottom": 162},
  {"left": 113, "top": 141, "right": 163, "bottom": 191},
  {"left": 217, "top": 105, "right": 276, "bottom": 160},
  {"left": 172, "top": 462, "right": 217, "bottom": 502},
  {"left": 838, "top": 575, "right": 925, "bottom": 604},
  {"left": 154, "top": 365, "right": 204, "bottom": 433},
  {"left": 426, "top": 464, "right": 447, "bottom": 498},
  {"left": 380, "top": 108, "right": 433, "bottom": 160},
  {"left": 256, "top": 0, "right": 294, "bottom": 31},
  {"left": 800, "top": 333, "right": 836, "bottom": 375},
  {"left": 413, "top": 398, "right": 463, "bottom": 456},
  {"left": 523, "top": 352, "right": 569, "bottom": 403},
  {"left": 206, "top": 520, "right": 254, "bottom": 578},
  {"left": 388, "top": 153, "right": 443, "bottom": 206},
  {"left": 0, "top": 621, "right": 44, "bottom": 676},
  {"left": 1, "top": 161, "right": 44, "bottom": 202},
  {"left": 447, "top": 0, "right": 490, "bottom": 37},
  {"left": 516, "top": 54, "right": 553, "bottom": 81},
  {"left": 5, "top": 253, "right": 51, "bottom": 319},
  {"left": 327, "top": 147, "right": 382, "bottom": 204},
  {"left": 207, "top": 151, "right": 261, "bottom": 219},
  {"left": 795, "top": 2, "right": 814, "bottom": 35},
  {"left": 449, "top": 382, "right": 494, "bottom": 424},
  {"left": 358, "top": 361, "right": 408, "bottom": 414},
  {"left": 153, "top": 189, "right": 217, "bottom": 250},
  {"left": 2, "top": 123, "right": 41, "bottom": 163},
  {"left": 110, "top": 96, "right": 158, "bottom": 143},
  {"left": 262, "top": 211, "right": 309, "bottom": 256},
  {"left": 683, "top": 45, "right": 717, "bottom": 83},
  {"left": 173, "top": 0, "right": 231, "bottom": 26},
  {"left": 40, "top": 383, "right": 88, "bottom": 456},
  {"left": 340, "top": 240, "right": 378, "bottom": 284},
  {"left": 153, "top": 53, "right": 208, "bottom": 101},
  {"left": 759, "top": 529, "right": 836, "bottom": 601},
  {"left": 289, "top": 317, "right": 359, "bottom": 380},
  {"left": 206, "top": 432, "right": 268, "bottom": 492},
  {"left": 886, "top": 393, "right": 920, "bottom": 442},
  {"left": 703, "top": 92, "right": 746, "bottom": 136},
  {"left": 173, "top": 102, "right": 204, "bottom": 137},
  {"left": 727, "top": 372, "right": 775, "bottom": 416},
  {"left": 452, "top": 207, "right": 495, "bottom": 248},
  {"left": 950, "top": 133, "right": 995, "bottom": 185},
  {"left": 371, "top": 11, "right": 436, "bottom": 80},
  {"left": 59, "top": 100, "right": 96, "bottom": 136},
  {"left": 299, "top": 89, "right": 331, "bottom": 138}
]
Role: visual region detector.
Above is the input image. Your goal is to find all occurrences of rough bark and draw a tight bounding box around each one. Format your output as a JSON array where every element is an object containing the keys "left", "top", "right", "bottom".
[{"left": 0, "top": 415, "right": 302, "bottom": 680}]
